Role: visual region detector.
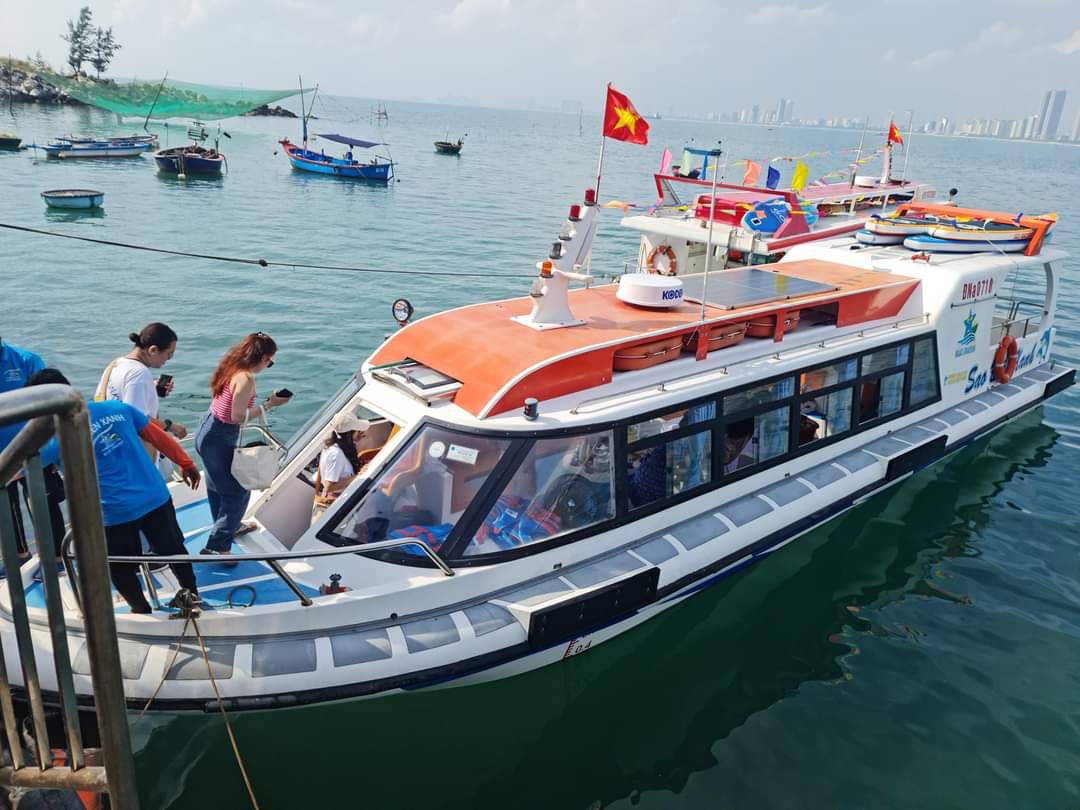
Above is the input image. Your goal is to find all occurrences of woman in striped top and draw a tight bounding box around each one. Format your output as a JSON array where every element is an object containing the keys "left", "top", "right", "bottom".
[{"left": 195, "top": 332, "right": 291, "bottom": 554}]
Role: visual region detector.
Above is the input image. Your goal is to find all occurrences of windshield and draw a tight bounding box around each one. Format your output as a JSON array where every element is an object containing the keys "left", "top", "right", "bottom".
[
  {"left": 282, "top": 375, "right": 363, "bottom": 468},
  {"left": 327, "top": 424, "right": 513, "bottom": 553}
]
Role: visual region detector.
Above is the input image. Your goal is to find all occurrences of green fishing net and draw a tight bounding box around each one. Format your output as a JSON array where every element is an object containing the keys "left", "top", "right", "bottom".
[{"left": 43, "top": 74, "right": 295, "bottom": 119}]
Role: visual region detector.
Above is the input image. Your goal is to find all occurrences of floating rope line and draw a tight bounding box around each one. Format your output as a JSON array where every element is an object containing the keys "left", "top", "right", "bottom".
[{"left": 0, "top": 222, "right": 534, "bottom": 279}]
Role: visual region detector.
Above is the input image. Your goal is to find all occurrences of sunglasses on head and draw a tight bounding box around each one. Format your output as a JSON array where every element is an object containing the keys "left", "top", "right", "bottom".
[{"left": 267, "top": 359, "right": 275, "bottom": 368}]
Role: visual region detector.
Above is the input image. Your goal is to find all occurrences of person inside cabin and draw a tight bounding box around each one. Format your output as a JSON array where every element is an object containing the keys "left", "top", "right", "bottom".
[
  {"left": 723, "top": 417, "right": 756, "bottom": 474},
  {"left": 545, "top": 435, "right": 613, "bottom": 531},
  {"left": 312, "top": 413, "right": 370, "bottom": 521},
  {"left": 31, "top": 369, "right": 202, "bottom": 613}
]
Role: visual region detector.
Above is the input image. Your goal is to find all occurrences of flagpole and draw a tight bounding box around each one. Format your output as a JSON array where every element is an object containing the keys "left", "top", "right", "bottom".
[
  {"left": 850, "top": 114, "right": 869, "bottom": 188},
  {"left": 699, "top": 143, "right": 723, "bottom": 325},
  {"left": 594, "top": 83, "right": 610, "bottom": 199},
  {"left": 899, "top": 108, "right": 915, "bottom": 184}
]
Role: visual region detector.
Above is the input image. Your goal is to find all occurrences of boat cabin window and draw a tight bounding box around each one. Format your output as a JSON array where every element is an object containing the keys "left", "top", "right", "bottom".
[
  {"left": 626, "top": 403, "right": 714, "bottom": 509},
  {"left": 328, "top": 425, "right": 512, "bottom": 553},
  {"left": 463, "top": 430, "right": 614, "bottom": 556},
  {"left": 909, "top": 337, "right": 939, "bottom": 406},
  {"left": 799, "top": 389, "right": 853, "bottom": 447}
]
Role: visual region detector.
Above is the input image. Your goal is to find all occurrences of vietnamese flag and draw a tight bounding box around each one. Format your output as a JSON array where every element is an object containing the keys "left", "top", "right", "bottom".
[
  {"left": 887, "top": 120, "right": 904, "bottom": 145},
  {"left": 603, "top": 84, "right": 649, "bottom": 145}
]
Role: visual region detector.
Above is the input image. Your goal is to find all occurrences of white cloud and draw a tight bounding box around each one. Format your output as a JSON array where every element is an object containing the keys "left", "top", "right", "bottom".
[
  {"left": 969, "top": 21, "right": 1022, "bottom": 51},
  {"left": 162, "top": 0, "right": 207, "bottom": 31},
  {"left": 443, "top": 0, "right": 512, "bottom": 32},
  {"left": 1053, "top": 28, "right": 1080, "bottom": 55},
  {"left": 911, "top": 48, "right": 951, "bottom": 70},
  {"left": 746, "top": 3, "right": 830, "bottom": 25}
]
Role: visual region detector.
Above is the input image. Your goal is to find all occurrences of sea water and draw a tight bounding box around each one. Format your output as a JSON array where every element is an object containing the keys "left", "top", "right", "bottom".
[{"left": 1, "top": 99, "right": 1079, "bottom": 809}]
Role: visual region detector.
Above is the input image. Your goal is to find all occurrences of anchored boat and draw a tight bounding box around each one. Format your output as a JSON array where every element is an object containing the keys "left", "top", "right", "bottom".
[
  {"left": 0, "top": 193, "right": 1072, "bottom": 718},
  {"left": 40, "top": 189, "right": 105, "bottom": 209},
  {"left": 153, "top": 121, "right": 228, "bottom": 177},
  {"left": 623, "top": 136, "right": 936, "bottom": 270},
  {"left": 279, "top": 134, "right": 395, "bottom": 183},
  {"left": 434, "top": 134, "right": 466, "bottom": 155}
]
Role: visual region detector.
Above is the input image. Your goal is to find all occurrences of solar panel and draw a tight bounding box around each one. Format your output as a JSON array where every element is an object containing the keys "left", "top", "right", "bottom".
[{"left": 680, "top": 268, "right": 837, "bottom": 310}]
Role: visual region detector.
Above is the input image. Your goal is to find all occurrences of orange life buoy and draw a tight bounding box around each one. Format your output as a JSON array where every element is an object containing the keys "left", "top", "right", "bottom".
[
  {"left": 646, "top": 244, "right": 678, "bottom": 276},
  {"left": 993, "top": 334, "right": 1019, "bottom": 384}
]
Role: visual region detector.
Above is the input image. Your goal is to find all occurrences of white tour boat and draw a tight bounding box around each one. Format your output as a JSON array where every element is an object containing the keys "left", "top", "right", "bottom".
[{"left": 0, "top": 194, "right": 1071, "bottom": 720}]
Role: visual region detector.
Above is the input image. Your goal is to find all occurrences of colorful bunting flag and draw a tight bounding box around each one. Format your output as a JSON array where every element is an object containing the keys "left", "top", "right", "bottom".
[
  {"left": 765, "top": 166, "right": 780, "bottom": 189},
  {"left": 790, "top": 161, "right": 809, "bottom": 191},
  {"left": 743, "top": 160, "right": 761, "bottom": 186}
]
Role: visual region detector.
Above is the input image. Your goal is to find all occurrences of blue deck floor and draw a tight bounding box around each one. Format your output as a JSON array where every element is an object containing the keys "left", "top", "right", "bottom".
[{"left": 24, "top": 498, "right": 318, "bottom": 613}]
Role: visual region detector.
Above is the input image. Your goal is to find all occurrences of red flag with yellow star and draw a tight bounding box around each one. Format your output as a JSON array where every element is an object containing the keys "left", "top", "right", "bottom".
[
  {"left": 603, "top": 84, "right": 649, "bottom": 145},
  {"left": 887, "top": 120, "right": 904, "bottom": 145}
]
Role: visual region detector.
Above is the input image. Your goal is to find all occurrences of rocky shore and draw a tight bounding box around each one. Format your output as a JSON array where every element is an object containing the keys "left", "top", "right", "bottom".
[
  {"left": 0, "top": 63, "right": 82, "bottom": 104},
  {"left": 243, "top": 104, "right": 298, "bottom": 118}
]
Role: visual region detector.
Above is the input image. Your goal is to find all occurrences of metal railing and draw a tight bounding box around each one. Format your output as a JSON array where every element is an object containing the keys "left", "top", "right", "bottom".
[
  {"left": 61, "top": 533, "right": 454, "bottom": 610},
  {"left": 0, "top": 384, "right": 140, "bottom": 808}
]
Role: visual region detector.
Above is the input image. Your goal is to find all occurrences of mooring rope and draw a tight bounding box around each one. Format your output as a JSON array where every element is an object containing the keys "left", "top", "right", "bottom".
[
  {"left": 0, "top": 221, "right": 534, "bottom": 279},
  {"left": 191, "top": 615, "right": 260, "bottom": 810},
  {"left": 139, "top": 616, "right": 191, "bottom": 718}
]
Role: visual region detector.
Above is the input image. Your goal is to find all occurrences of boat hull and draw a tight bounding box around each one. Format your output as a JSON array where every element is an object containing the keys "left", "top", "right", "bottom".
[
  {"left": 44, "top": 144, "right": 151, "bottom": 159},
  {"left": 434, "top": 142, "right": 463, "bottom": 155},
  {"left": 904, "top": 234, "right": 1029, "bottom": 253},
  {"left": 153, "top": 147, "right": 224, "bottom": 176},
  {"left": 0, "top": 136, "right": 21, "bottom": 151},
  {"left": 281, "top": 143, "right": 392, "bottom": 183},
  {"left": 40, "top": 189, "right": 105, "bottom": 209}
]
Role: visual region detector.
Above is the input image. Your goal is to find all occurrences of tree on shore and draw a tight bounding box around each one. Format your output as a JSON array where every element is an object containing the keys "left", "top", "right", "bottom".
[
  {"left": 61, "top": 6, "right": 94, "bottom": 77},
  {"left": 89, "top": 26, "right": 120, "bottom": 78}
]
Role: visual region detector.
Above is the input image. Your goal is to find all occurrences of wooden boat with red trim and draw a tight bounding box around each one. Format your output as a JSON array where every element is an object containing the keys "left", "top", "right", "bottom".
[{"left": 2, "top": 196, "right": 1072, "bottom": 721}]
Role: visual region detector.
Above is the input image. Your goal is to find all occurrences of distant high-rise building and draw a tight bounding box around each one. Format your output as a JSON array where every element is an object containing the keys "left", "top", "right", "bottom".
[
  {"left": 751, "top": 104, "right": 761, "bottom": 124},
  {"left": 1008, "top": 119, "right": 1023, "bottom": 139},
  {"left": 785, "top": 101, "right": 794, "bottom": 123},
  {"left": 1072, "top": 109, "right": 1080, "bottom": 142},
  {"left": 1036, "top": 90, "right": 1052, "bottom": 136},
  {"left": 1023, "top": 115, "right": 1039, "bottom": 139},
  {"left": 939, "top": 117, "right": 952, "bottom": 136},
  {"left": 1042, "top": 90, "right": 1066, "bottom": 139},
  {"left": 775, "top": 98, "right": 790, "bottom": 124}
]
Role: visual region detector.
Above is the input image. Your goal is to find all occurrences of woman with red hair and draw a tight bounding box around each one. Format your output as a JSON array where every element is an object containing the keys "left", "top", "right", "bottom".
[{"left": 195, "top": 332, "right": 291, "bottom": 554}]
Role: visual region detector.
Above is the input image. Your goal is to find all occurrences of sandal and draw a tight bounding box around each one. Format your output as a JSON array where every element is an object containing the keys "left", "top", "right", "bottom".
[{"left": 235, "top": 521, "right": 258, "bottom": 537}]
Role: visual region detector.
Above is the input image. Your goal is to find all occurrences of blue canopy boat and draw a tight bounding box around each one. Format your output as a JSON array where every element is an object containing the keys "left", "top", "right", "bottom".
[{"left": 279, "top": 133, "right": 394, "bottom": 183}]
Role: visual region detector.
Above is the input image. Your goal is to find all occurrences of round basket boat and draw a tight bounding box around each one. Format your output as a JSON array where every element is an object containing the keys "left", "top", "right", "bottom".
[{"left": 41, "top": 189, "right": 105, "bottom": 209}]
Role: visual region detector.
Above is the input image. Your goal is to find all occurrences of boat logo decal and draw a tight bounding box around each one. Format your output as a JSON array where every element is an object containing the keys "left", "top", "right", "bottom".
[
  {"left": 965, "top": 365, "right": 989, "bottom": 394},
  {"left": 955, "top": 310, "right": 978, "bottom": 357},
  {"left": 1016, "top": 329, "right": 1051, "bottom": 372},
  {"left": 944, "top": 370, "right": 967, "bottom": 386}
]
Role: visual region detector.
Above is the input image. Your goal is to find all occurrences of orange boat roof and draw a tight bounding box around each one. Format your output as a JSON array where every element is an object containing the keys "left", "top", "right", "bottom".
[{"left": 370, "top": 259, "right": 920, "bottom": 418}]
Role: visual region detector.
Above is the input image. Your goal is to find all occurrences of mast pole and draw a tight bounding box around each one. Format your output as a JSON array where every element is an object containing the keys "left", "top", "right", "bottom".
[
  {"left": 298, "top": 75, "right": 307, "bottom": 148},
  {"left": 899, "top": 108, "right": 915, "bottom": 184},
  {"left": 594, "top": 84, "right": 610, "bottom": 198},
  {"left": 699, "top": 143, "right": 723, "bottom": 325},
  {"left": 143, "top": 72, "right": 168, "bottom": 133}
]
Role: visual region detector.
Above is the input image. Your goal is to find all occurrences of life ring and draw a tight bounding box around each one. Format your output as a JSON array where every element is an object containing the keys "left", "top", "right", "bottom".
[
  {"left": 646, "top": 244, "right": 678, "bottom": 276},
  {"left": 992, "top": 335, "right": 1019, "bottom": 384}
]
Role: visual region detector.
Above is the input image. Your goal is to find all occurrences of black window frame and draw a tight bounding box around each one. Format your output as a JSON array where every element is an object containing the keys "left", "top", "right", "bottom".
[{"left": 318, "top": 332, "right": 942, "bottom": 568}]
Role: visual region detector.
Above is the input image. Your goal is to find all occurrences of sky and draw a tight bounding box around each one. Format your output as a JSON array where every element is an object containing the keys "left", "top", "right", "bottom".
[{"left": 2, "top": 0, "right": 1079, "bottom": 126}]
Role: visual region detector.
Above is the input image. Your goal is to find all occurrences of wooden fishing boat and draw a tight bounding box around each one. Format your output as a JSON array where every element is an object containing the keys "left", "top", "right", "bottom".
[
  {"left": 153, "top": 145, "right": 225, "bottom": 176},
  {"left": 434, "top": 135, "right": 466, "bottom": 155},
  {"left": 0, "top": 133, "right": 21, "bottom": 151},
  {"left": 279, "top": 135, "right": 394, "bottom": 183},
  {"left": 43, "top": 140, "right": 152, "bottom": 159},
  {"left": 40, "top": 189, "right": 105, "bottom": 209}
]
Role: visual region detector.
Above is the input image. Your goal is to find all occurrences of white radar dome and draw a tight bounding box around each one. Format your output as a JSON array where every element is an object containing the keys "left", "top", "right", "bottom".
[{"left": 616, "top": 274, "right": 685, "bottom": 309}]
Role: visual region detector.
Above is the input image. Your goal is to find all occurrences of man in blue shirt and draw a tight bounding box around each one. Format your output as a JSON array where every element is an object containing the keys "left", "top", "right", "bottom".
[
  {"left": 1, "top": 337, "right": 47, "bottom": 556},
  {"left": 35, "top": 369, "right": 202, "bottom": 613}
]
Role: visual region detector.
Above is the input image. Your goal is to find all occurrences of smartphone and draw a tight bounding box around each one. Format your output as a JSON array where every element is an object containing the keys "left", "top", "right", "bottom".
[
  {"left": 275, "top": 388, "right": 294, "bottom": 399},
  {"left": 155, "top": 374, "right": 173, "bottom": 397}
]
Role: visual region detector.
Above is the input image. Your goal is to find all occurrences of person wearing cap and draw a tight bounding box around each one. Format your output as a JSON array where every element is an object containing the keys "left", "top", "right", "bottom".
[{"left": 314, "top": 412, "right": 371, "bottom": 501}]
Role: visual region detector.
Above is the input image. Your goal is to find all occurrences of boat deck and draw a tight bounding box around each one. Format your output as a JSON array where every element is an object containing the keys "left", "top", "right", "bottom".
[{"left": 370, "top": 259, "right": 919, "bottom": 417}]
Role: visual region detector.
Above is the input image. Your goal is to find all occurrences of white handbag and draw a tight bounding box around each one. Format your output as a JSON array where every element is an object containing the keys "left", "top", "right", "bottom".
[{"left": 231, "top": 412, "right": 285, "bottom": 491}]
